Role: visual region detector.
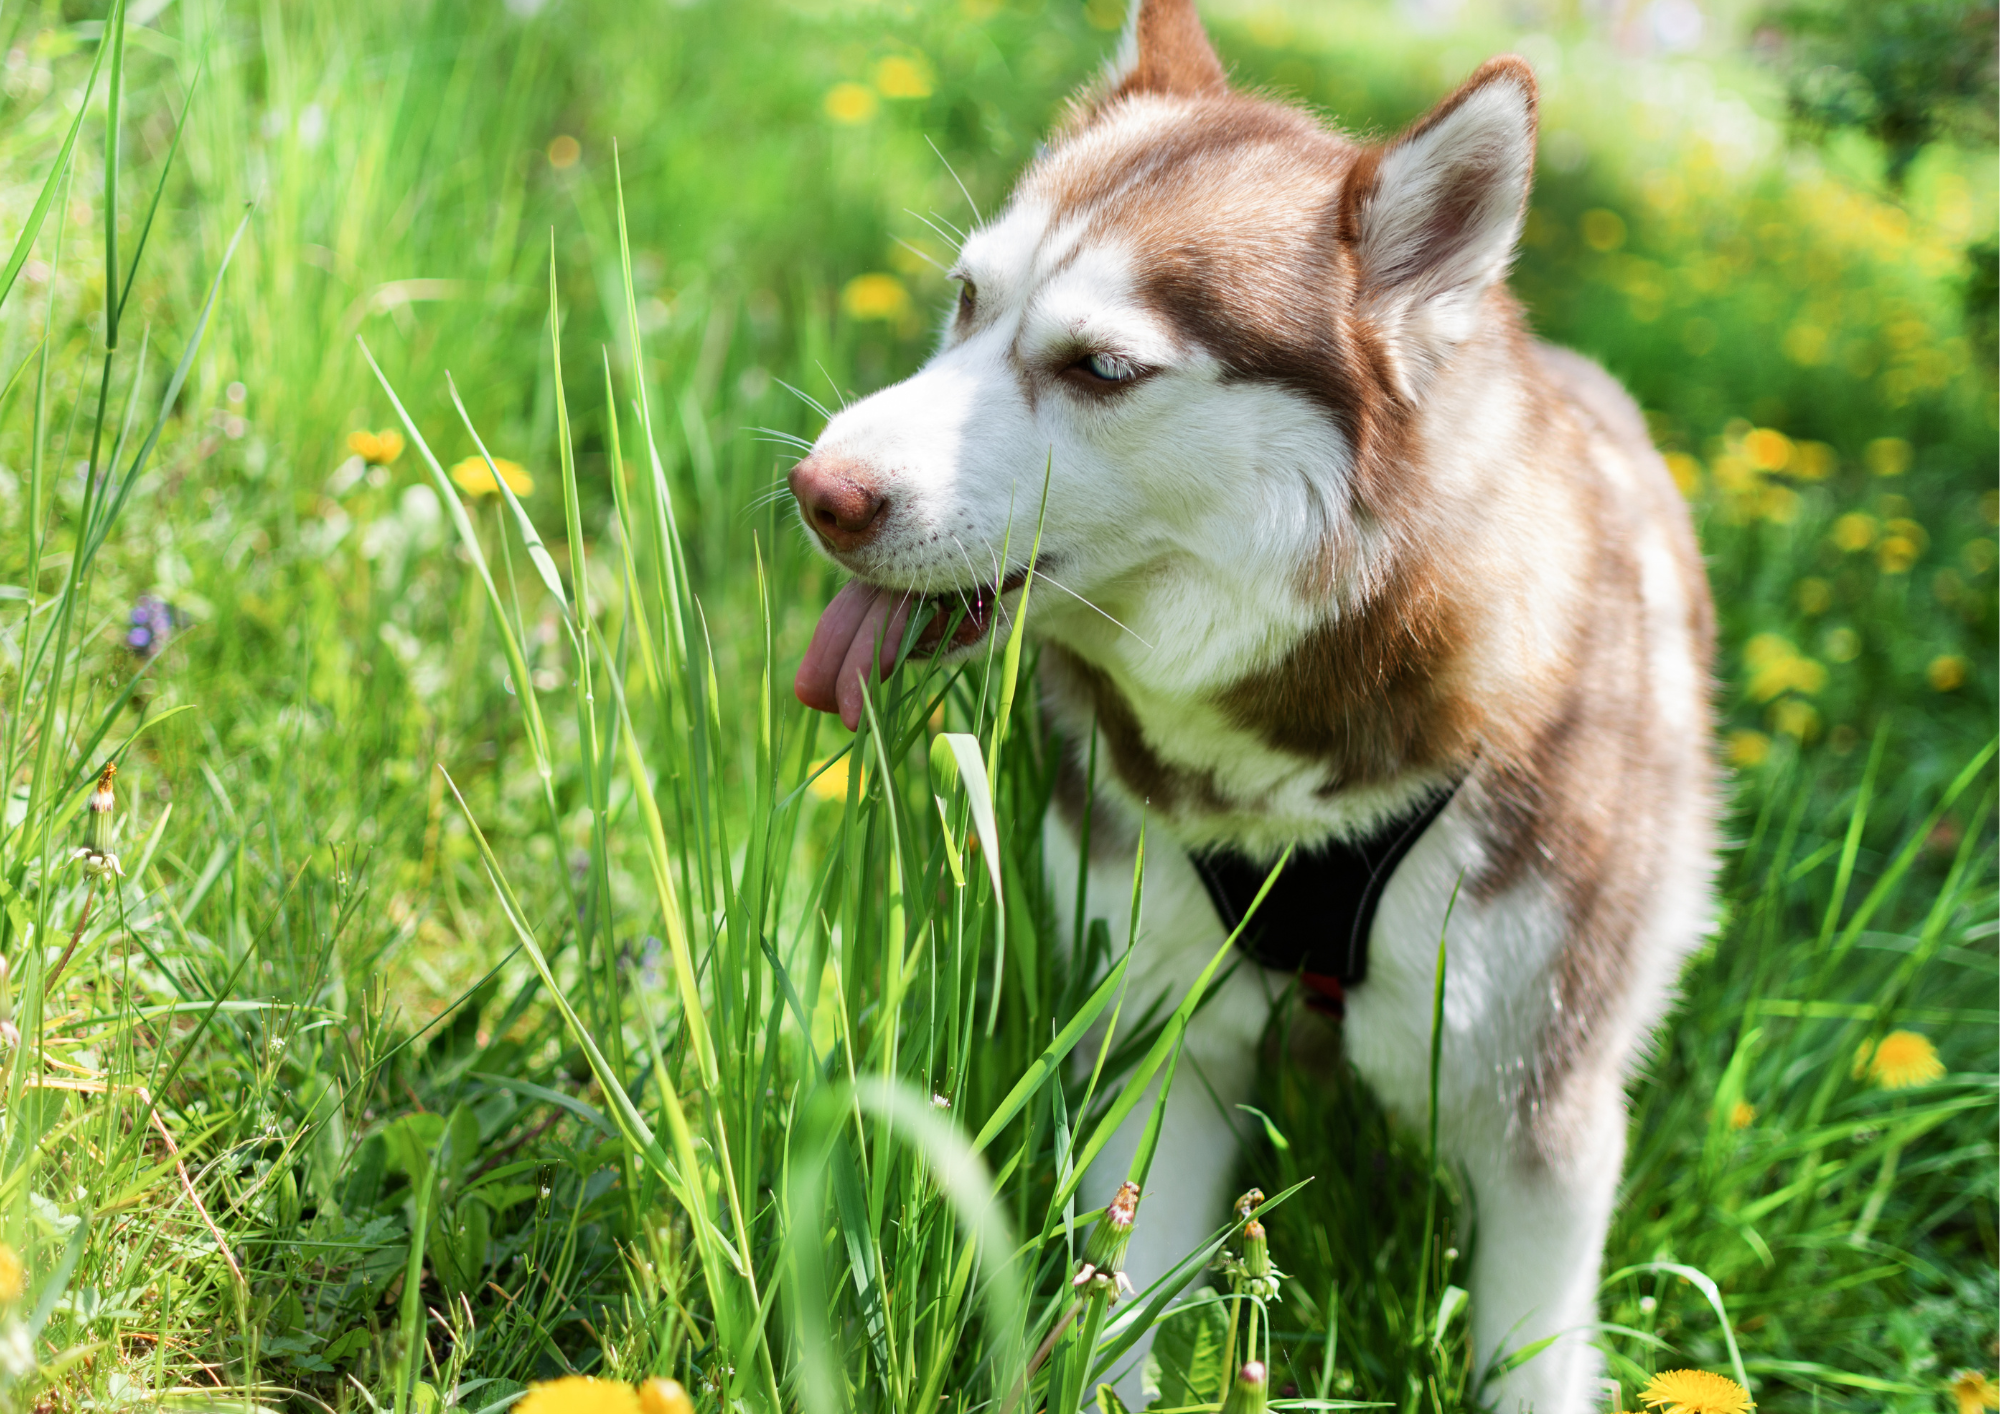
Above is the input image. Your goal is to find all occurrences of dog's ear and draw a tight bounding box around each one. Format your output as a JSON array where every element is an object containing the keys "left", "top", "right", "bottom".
[
  {"left": 1106, "top": 0, "right": 1227, "bottom": 99},
  {"left": 1340, "top": 57, "right": 1537, "bottom": 385}
]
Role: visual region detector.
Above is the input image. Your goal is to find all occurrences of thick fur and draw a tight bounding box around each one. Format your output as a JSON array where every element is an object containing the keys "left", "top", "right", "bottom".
[{"left": 789, "top": 4, "right": 1717, "bottom": 1408}]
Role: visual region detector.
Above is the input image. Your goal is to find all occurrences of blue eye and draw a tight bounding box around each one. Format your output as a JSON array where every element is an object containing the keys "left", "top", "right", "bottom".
[{"left": 1082, "top": 353, "right": 1135, "bottom": 381}]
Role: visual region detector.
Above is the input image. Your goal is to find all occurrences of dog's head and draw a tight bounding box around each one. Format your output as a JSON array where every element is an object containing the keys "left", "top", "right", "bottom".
[{"left": 793, "top": 0, "right": 1538, "bottom": 727}]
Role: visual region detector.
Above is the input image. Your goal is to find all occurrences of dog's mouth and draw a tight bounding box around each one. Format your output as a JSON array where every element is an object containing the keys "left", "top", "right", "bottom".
[
  {"left": 906, "top": 568, "right": 1032, "bottom": 655},
  {"left": 796, "top": 568, "right": 1031, "bottom": 729}
]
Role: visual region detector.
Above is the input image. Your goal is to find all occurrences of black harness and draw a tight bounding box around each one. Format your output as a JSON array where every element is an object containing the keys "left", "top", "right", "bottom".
[{"left": 1188, "top": 784, "right": 1459, "bottom": 1017}]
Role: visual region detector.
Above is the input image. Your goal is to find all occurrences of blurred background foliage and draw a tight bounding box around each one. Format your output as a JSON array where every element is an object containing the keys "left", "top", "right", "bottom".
[{"left": 0, "top": 0, "right": 1993, "bottom": 1409}]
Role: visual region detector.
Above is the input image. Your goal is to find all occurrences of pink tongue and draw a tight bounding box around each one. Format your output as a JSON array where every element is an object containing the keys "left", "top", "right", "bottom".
[{"left": 795, "top": 581, "right": 916, "bottom": 730}]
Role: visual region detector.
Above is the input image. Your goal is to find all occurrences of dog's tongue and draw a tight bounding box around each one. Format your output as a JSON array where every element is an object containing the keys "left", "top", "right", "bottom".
[
  {"left": 796, "top": 581, "right": 914, "bottom": 731},
  {"left": 796, "top": 582, "right": 1001, "bottom": 729}
]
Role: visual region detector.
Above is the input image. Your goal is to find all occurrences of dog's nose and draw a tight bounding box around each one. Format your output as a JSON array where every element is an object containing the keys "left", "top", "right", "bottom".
[{"left": 789, "top": 455, "right": 888, "bottom": 552}]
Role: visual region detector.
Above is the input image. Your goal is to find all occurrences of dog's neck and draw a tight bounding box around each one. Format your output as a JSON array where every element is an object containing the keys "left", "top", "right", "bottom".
[{"left": 1036, "top": 531, "right": 1485, "bottom": 856}]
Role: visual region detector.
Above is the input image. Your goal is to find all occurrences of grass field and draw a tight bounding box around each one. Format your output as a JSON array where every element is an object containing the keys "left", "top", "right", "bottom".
[{"left": 0, "top": 1, "right": 1994, "bottom": 1411}]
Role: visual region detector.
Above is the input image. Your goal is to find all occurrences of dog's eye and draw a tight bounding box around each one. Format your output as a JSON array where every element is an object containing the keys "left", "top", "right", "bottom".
[{"left": 1080, "top": 352, "right": 1137, "bottom": 382}]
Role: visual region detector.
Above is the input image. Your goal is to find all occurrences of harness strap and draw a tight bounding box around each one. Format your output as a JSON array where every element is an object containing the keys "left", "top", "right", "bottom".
[{"left": 1188, "top": 784, "right": 1461, "bottom": 1019}]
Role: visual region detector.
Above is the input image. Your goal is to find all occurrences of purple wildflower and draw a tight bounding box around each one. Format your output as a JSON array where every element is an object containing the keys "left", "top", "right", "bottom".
[{"left": 126, "top": 595, "right": 176, "bottom": 658}]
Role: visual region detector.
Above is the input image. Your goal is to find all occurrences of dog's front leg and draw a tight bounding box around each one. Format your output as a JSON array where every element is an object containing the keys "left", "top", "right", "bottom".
[
  {"left": 1043, "top": 809, "right": 1275, "bottom": 1402},
  {"left": 1465, "top": 1072, "right": 1627, "bottom": 1414}
]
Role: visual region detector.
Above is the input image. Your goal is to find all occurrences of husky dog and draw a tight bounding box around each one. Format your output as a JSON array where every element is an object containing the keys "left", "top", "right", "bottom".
[{"left": 789, "top": 3, "right": 1716, "bottom": 1408}]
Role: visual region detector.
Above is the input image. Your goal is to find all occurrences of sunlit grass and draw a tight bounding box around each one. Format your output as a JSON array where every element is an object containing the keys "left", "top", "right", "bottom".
[{"left": 0, "top": 3, "right": 1993, "bottom": 1413}]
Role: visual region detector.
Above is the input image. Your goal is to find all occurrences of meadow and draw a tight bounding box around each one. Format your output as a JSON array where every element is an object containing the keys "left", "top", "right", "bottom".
[{"left": 0, "top": 1, "right": 1994, "bottom": 1411}]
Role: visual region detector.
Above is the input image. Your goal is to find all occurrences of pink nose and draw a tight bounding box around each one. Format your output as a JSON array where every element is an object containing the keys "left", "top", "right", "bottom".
[{"left": 789, "top": 454, "right": 887, "bottom": 552}]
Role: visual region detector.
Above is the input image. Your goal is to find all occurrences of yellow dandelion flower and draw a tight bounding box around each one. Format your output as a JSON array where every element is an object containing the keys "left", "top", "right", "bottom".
[
  {"left": 449, "top": 456, "right": 533, "bottom": 498},
  {"left": 1743, "top": 634, "right": 1825, "bottom": 702},
  {"left": 1864, "top": 437, "right": 1911, "bottom": 477},
  {"left": 0, "top": 1242, "right": 24, "bottom": 1302},
  {"left": 1727, "top": 730, "right": 1770, "bottom": 768},
  {"left": 1728, "top": 1101, "right": 1755, "bottom": 1130},
  {"left": 841, "top": 273, "right": 910, "bottom": 322},
  {"left": 1855, "top": 1030, "right": 1945, "bottom": 1090},
  {"left": 1640, "top": 1369, "right": 1754, "bottom": 1414},
  {"left": 1664, "top": 452, "right": 1703, "bottom": 497},
  {"left": 809, "top": 756, "right": 860, "bottom": 802},
  {"left": 824, "top": 81, "right": 878, "bottom": 124},
  {"left": 1742, "top": 428, "right": 1792, "bottom": 472},
  {"left": 515, "top": 1377, "right": 641, "bottom": 1414},
  {"left": 1928, "top": 655, "right": 1968, "bottom": 691},
  {"left": 1831, "top": 513, "right": 1877, "bottom": 553},
  {"left": 1949, "top": 1371, "right": 1999, "bottom": 1414},
  {"left": 639, "top": 1380, "right": 695, "bottom": 1414},
  {"left": 1876, "top": 535, "right": 1919, "bottom": 573},
  {"left": 1790, "top": 441, "right": 1835, "bottom": 480},
  {"left": 547, "top": 135, "right": 582, "bottom": 169},
  {"left": 1710, "top": 453, "right": 1756, "bottom": 495},
  {"left": 873, "top": 55, "right": 933, "bottom": 100},
  {"left": 1771, "top": 699, "right": 1818, "bottom": 740},
  {"left": 347, "top": 429, "right": 405, "bottom": 466},
  {"left": 1758, "top": 483, "right": 1799, "bottom": 524}
]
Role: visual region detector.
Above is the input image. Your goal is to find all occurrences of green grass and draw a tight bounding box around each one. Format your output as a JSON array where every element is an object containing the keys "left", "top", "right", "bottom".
[{"left": 0, "top": 2, "right": 1993, "bottom": 1412}]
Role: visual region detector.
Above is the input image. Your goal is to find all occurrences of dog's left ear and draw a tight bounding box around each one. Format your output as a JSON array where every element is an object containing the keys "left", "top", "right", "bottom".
[
  {"left": 1106, "top": 0, "right": 1227, "bottom": 99},
  {"left": 1341, "top": 57, "right": 1537, "bottom": 388}
]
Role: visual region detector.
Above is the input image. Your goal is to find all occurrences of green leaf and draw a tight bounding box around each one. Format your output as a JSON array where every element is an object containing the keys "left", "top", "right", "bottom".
[
  {"left": 0, "top": 1, "right": 113, "bottom": 316},
  {"left": 1143, "top": 1295, "right": 1232, "bottom": 1411},
  {"left": 1237, "top": 1103, "right": 1291, "bottom": 1151},
  {"left": 938, "top": 730, "right": 1003, "bottom": 901},
  {"left": 970, "top": 948, "right": 1132, "bottom": 1155}
]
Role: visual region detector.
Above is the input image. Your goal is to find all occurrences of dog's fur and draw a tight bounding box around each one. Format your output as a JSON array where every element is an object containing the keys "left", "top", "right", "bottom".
[{"left": 789, "top": 5, "right": 1717, "bottom": 1408}]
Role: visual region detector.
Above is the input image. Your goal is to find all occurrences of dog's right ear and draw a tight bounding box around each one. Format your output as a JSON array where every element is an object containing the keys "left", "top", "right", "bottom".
[
  {"left": 1104, "top": 0, "right": 1227, "bottom": 99},
  {"left": 1340, "top": 57, "right": 1537, "bottom": 393}
]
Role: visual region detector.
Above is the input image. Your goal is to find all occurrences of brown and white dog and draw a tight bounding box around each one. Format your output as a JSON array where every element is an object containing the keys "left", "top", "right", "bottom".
[{"left": 790, "top": 4, "right": 1717, "bottom": 1408}]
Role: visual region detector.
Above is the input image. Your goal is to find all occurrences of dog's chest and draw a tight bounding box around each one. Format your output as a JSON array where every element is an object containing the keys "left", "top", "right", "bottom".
[{"left": 1048, "top": 653, "right": 1454, "bottom": 859}]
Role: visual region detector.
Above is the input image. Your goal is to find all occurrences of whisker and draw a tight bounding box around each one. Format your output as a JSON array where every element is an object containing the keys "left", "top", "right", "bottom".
[
  {"left": 1029, "top": 568, "right": 1155, "bottom": 649},
  {"left": 814, "top": 361, "right": 850, "bottom": 412},
  {"left": 747, "top": 425, "right": 814, "bottom": 450},
  {"left": 907, "top": 209, "right": 967, "bottom": 253},
  {"left": 745, "top": 479, "right": 798, "bottom": 514},
  {"left": 927, "top": 136, "right": 984, "bottom": 226},
  {"left": 891, "top": 235, "right": 951, "bottom": 276},
  {"left": 774, "top": 377, "right": 834, "bottom": 422},
  {"left": 947, "top": 534, "right": 984, "bottom": 592}
]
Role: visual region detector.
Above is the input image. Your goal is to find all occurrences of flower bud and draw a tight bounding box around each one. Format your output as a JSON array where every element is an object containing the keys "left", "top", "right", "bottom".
[
  {"left": 1240, "top": 1217, "right": 1280, "bottom": 1300},
  {"left": 1243, "top": 1220, "right": 1269, "bottom": 1278},
  {"left": 87, "top": 761, "right": 116, "bottom": 854},
  {"left": 1084, "top": 1181, "right": 1139, "bottom": 1271},
  {"left": 1220, "top": 1360, "right": 1269, "bottom": 1414},
  {"left": 1075, "top": 1181, "right": 1141, "bottom": 1303}
]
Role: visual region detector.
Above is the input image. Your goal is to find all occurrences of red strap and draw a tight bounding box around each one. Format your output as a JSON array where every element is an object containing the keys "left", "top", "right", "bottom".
[{"left": 1300, "top": 971, "right": 1346, "bottom": 1019}]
